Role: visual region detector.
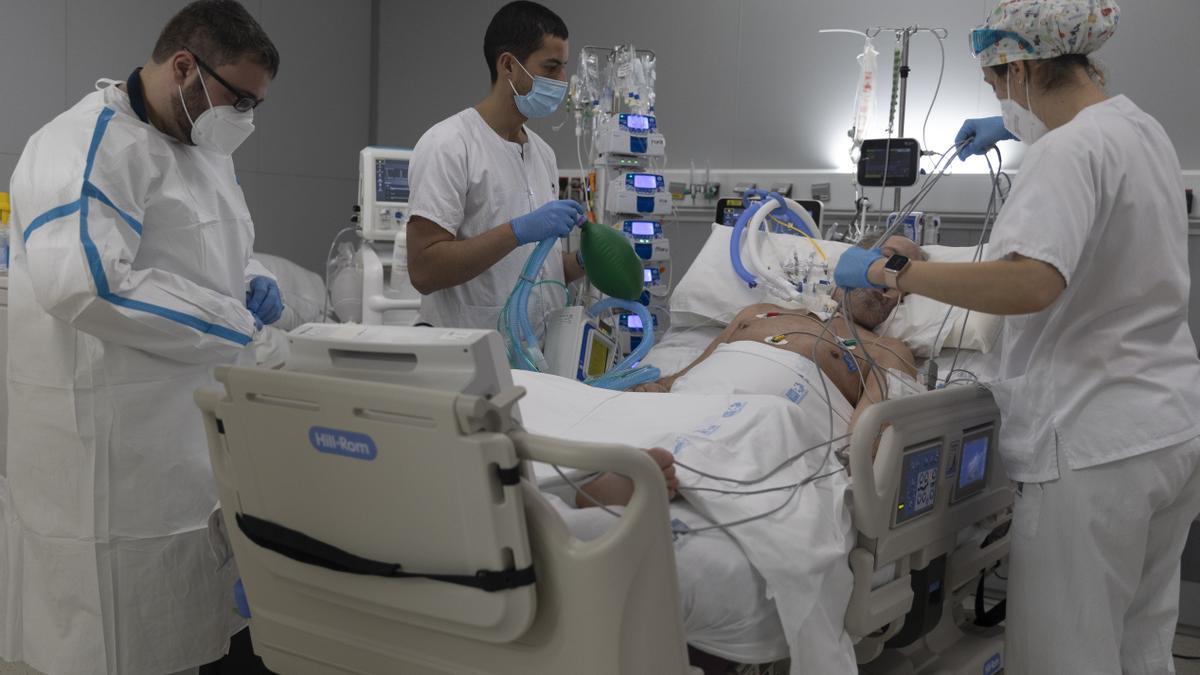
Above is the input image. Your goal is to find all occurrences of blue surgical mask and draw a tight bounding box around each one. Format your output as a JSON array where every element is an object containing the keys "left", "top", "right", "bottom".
[{"left": 508, "top": 58, "right": 566, "bottom": 119}]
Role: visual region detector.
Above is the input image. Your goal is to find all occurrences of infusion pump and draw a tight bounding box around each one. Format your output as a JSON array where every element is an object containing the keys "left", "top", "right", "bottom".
[{"left": 359, "top": 147, "right": 413, "bottom": 241}]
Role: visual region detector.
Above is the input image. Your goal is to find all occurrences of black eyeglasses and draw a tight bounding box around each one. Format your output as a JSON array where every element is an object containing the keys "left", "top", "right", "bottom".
[{"left": 187, "top": 49, "right": 262, "bottom": 112}]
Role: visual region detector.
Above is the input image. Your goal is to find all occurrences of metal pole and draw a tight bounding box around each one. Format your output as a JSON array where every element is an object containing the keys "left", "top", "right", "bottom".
[{"left": 894, "top": 27, "right": 914, "bottom": 212}]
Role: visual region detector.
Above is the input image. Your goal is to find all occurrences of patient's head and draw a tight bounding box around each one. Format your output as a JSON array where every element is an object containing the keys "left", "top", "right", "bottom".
[
  {"left": 840, "top": 287, "right": 895, "bottom": 329},
  {"left": 836, "top": 235, "right": 926, "bottom": 330}
]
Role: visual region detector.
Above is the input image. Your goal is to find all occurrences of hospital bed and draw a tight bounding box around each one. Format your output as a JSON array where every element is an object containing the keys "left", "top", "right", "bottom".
[{"left": 196, "top": 321, "right": 1013, "bottom": 674}]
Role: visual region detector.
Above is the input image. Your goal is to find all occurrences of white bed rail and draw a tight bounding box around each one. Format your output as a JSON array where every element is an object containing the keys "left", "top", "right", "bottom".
[{"left": 845, "top": 385, "right": 1013, "bottom": 669}]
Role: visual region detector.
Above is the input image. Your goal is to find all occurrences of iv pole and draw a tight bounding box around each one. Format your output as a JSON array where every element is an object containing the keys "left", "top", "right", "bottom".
[
  {"left": 824, "top": 25, "right": 948, "bottom": 233},
  {"left": 866, "top": 26, "right": 949, "bottom": 212}
]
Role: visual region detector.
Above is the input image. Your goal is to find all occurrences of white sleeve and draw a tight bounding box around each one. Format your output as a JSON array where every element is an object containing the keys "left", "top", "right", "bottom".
[
  {"left": 21, "top": 112, "right": 258, "bottom": 365},
  {"left": 244, "top": 255, "right": 277, "bottom": 285},
  {"left": 408, "top": 122, "right": 469, "bottom": 236},
  {"left": 987, "top": 135, "right": 1099, "bottom": 285}
]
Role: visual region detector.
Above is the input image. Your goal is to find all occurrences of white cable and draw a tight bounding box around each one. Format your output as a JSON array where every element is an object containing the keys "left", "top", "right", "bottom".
[
  {"left": 673, "top": 433, "right": 851, "bottom": 486},
  {"left": 920, "top": 31, "right": 947, "bottom": 162}
]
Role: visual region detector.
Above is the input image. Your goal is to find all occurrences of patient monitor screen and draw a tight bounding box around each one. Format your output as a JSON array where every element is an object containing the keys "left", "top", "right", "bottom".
[
  {"left": 374, "top": 158, "right": 410, "bottom": 203},
  {"left": 953, "top": 426, "right": 992, "bottom": 502},
  {"left": 896, "top": 443, "right": 941, "bottom": 525}
]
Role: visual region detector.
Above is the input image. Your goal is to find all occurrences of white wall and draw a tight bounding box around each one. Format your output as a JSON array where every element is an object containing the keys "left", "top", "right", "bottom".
[
  {"left": 375, "top": 0, "right": 1200, "bottom": 174},
  {"left": 375, "top": 0, "right": 1200, "bottom": 339},
  {"left": 5, "top": 1, "right": 1198, "bottom": 266},
  {"left": 0, "top": 0, "right": 372, "bottom": 273}
]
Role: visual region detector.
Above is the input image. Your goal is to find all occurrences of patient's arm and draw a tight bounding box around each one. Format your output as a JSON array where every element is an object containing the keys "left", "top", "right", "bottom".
[
  {"left": 643, "top": 304, "right": 781, "bottom": 392},
  {"left": 843, "top": 370, "right": 890, "bottom": 476},
  {"left": 849, "top": 370, "right": 889, "bottom": 432},
  {"left": 848, "top": 336, "right": 915, "bottom": 432},
  {"left": 575, "top": 447, "right": 679, "bottom": 507},
  {"left": 844, "top": 336, "right": 917, "bottom": 474},
  {"left": 650, "top": 326, "right": 737, "bottom": 392}
]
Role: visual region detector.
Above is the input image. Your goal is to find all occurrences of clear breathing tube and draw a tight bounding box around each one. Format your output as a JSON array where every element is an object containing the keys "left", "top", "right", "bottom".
[
  {"left": 585, "top": 298, "right": 659, "bottom": 390},
  {"left": 503, "top": 238, "right": 557, "bottom": 371},
  {"left": 501, "top": 238, "right": 660, "bottom": 390}
]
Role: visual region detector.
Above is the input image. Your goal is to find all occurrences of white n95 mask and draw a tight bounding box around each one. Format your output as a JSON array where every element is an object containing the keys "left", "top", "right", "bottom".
[
  {"left": 179, "top": 72, "right": 255, "bottom": 155},
  {"left": 1000, "top": 70, "right": 1048, "bottom": 145}
]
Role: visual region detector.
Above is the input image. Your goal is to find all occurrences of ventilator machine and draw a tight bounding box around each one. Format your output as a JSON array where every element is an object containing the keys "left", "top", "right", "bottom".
[{"left": 326, "top": 147, "right": 423, "bottom": 326}]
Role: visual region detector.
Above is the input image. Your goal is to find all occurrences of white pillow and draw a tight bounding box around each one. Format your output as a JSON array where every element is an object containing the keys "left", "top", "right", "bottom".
[
  {"left": 883, "top": 245, "right": 1002, "bottom": 357},
  {"left": 670, "top": 226, "right": 1001, "bottom": 356},
  {"left": 671, "top": 224, "right": 853, "bottom": 326},
  {"left": 253, "top": 253, "right": 329, "bottom": 330}
]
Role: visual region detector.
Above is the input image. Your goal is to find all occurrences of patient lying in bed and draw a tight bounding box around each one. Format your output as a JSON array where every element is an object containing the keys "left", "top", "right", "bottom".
[
  {"left": 574, "top": 236, "right": 926, "bottom": 509},
  {"left": 574, "top": 300, "right": 919, "bottom": 508},
  {"left": 637, "top": 235, "right": 924, "bottom": 428},
  {"left": 544, "top": 237, "right": 929, "bottom": 671}
]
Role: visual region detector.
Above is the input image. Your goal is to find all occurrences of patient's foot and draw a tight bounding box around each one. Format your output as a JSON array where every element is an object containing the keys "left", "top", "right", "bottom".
[{"left": 575, "top": 447, "right": 679, "bottom": 507}]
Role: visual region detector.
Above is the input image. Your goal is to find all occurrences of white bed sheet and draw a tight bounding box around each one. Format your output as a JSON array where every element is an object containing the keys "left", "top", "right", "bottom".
[
  {"left": 515, "top": 370, "right": 857, "bottom": 673},
  {"left": 642, "top": 322, "right": 724, "bottom": 377}
]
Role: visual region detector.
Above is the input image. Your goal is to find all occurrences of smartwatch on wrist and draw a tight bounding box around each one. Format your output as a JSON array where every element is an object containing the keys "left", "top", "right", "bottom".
[{"left": 883, "top": 254, "right": 911, "bottom": 289}]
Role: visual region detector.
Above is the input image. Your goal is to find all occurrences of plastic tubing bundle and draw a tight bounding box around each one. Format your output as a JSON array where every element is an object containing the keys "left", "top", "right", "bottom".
[
  {"left": 502, "top": 238, "right": 557, "bottom": 371},
  {"left": 729, "top": 189, "right": 821, "bottom": 294},
  {"left": 501, "top": 227, "right": 660, "bottom": 390},
  {"left": 584, "top": 298, "right": 659, "bottom": 390}
]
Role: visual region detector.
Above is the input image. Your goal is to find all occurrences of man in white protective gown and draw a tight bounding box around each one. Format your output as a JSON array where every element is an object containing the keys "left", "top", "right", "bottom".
[
  {"left": 836, "top": 1, "right": 1200, "bottom": 672},
  {"left": 1, "top": 2, "right": 283, "bottom": 674}
]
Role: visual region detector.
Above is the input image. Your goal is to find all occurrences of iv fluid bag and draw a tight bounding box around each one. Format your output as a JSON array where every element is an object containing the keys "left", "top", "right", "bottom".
[{"left": 851, "top": 38, "right": 878, "bottom": 158}]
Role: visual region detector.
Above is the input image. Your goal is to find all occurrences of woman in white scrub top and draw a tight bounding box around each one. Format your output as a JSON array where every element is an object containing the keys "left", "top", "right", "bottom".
[
  {"left": 405, "top": 1, "right": 586, "bottom": 331},
  {"left": 835, "top": 1, "right": 1200, "bottom": 672}
]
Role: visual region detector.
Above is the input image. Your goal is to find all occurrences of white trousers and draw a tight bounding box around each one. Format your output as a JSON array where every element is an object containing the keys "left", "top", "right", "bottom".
[{"left": 1007, "top": 436, "right": 1200, "bottom": 675}]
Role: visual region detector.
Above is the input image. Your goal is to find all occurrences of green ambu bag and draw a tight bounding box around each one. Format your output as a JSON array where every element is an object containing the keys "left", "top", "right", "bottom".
[{"left": 579, "top": 221, "right": 643, "bottom": 301}]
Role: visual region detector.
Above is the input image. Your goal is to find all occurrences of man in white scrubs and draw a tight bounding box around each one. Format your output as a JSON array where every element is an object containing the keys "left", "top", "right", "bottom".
[
  {"left": 406, "top": 1, "right": 585, "bottom": 331},
  {"left": 836, "top": 2, "right": 1200, "bottom": 672}
]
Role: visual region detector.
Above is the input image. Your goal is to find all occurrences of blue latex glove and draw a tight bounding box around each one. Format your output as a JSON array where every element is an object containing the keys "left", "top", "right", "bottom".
[
  {"left": 245, "top": 275, "right": 283, "bottom": 326},
  {"left": 233, "top": 578, "right": 251, "bottom": 618},
  {"left": 834, "top": 247, "right": 886, "bottom": 289},
  {"left": 955, "top": 116, "right": 1016, "bottom": 161},
  {"left": 511, "top": 200, "right": 586, "bottom": 245}
]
